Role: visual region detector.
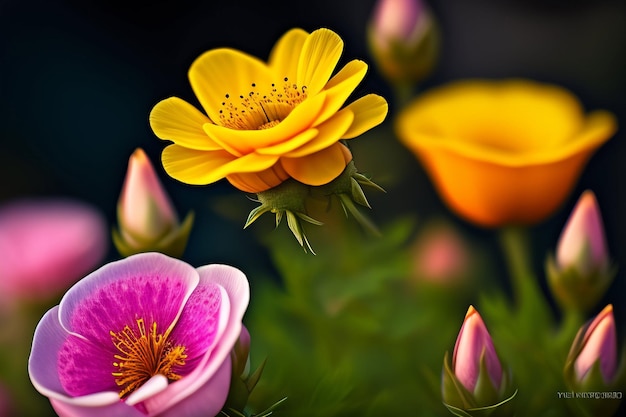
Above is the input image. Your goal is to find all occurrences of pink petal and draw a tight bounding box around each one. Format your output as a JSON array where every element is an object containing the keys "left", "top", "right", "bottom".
[
  {"left": 28, "top": 307, "right": 120, "bottom": 405},
  {"left": 50, "top": 398, "right": 146, "bottom": 417},
  {"left": 142, "top": 264, "right": 249, "bottom": 414},
  {"left": 0, "top": 198, "right": 107, "bottom": 300},
  {"left": 156, "top": 359, "right": 232, "bottom": 417},
  {"left": 168, "top": 283, "right": 229, "bottom": 371},
  {"left": 58, "top": 253, "right": 198, "bottom": 347}
]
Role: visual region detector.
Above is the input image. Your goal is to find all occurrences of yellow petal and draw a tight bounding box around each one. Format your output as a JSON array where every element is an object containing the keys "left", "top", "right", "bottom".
[
  {"left": 256, "top": 128, "right": 318, "bottom": 156},
  {"left": 297, "top": 28, "right": 343, "bottom": 96},
  {"left": 269, "top": 28, "right": 308, "bottom": 80},
  {"left": 162, "top": 144, "right": 278, "bottom": 185},
  {"left": 226, "top": 164, "right": 290, "bottom": 193},
  {"left": 281, "top": 142, "right": 351, "bottom": 186},
  {"left": 189, "top": 48, "right": 275, "bottom": 124},
  {"left": 202, "top": 91, "right": 327, "bottom": 155},
  {"left": 312, "top": 59, "right": 368, "bottom": 126},
  {"left": 284, "top": 108, "right": 354, "bottom": 158},
  {"left": 150, "top": 97, "right": 222, "bottom": 150},
  {"left": 341, "top": 94, "right": 389, "bottom": 139}
]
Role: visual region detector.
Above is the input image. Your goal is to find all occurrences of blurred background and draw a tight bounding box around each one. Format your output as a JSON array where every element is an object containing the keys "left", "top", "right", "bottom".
[{"left": 1, "top": 0, "right": 625, "bottom": 415}]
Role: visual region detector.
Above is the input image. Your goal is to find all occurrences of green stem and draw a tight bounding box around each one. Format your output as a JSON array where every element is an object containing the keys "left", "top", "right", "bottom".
[{"left": 498, "top": 226, "right": 535, "bottom": 305}]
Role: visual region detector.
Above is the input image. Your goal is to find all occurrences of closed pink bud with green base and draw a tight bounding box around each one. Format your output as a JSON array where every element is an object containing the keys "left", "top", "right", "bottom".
[
  {"left": 547, "top": 190, "right": 615, "bottom": 312},
  {"left": 442, "top": 306, "right": 516, "bottom": 416},
  {"left": 113, "top": 148, "right": 194, "bottom": 258},
  {"left": 564, "top": 305, "right": 624, "bottom": 416},
  {"left": 368, "top": 0, "right": 439, "bottom": 86},
  {"left": 556, "top": 190, "right": 609, "bottom": 275}
]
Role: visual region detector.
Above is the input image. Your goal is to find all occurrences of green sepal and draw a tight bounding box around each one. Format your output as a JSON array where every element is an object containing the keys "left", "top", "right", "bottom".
[
  {"left": 112, "top": 210, "right": 194, "bottom": 259},
  {"left": 546, "top": 253, "right": 616, "bottom": 314},
  {"left": 442, "top": 352, "right": 517, "bottom": 417}
]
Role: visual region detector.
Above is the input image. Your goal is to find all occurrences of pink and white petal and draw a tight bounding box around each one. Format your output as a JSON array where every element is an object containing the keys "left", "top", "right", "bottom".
[
  {"left": 312, "top": 59, "right": 368, "bottom": 126},
  {"left": 168, "top": 283, "right": 230, "bottom": 370},
  {"left": 29, "top": 307, "right": 77, "bottom": 398},
  {"left": 281, "top": 142, "right": 351, "bottom": 186},
  {"left": 202, "top": 92, "right": 327, "bottom": 155},
  {"left": 269, "top": 28, "right": 308, "bottom": 80},
  {"left": 197, "top": 264, "right": 250, "bottom": 331},
  {"left": 50, "top": 398, "right": 145, "bottom": 417},
  {"left": 149, "top": 97, "right": 222, "bottom": 150},
  {"left": 149, "top": 359, "right": 232, "bottom": 417},
  {"left": 57, "top": 334, "right": 119, "bottom": 396},
  {"left": 125, "top": 375, "right": 168, "bottom": 406},
  {"left": 189, "top": 48, "right": 274, "bottom": 124},
  {"left": 297, "top": 28, "right": 343, "bottom": 96},
  {"left": 141, "top": 265, "right": 249, "bottom": 414},
  {"left": 340, "top": 94, "right": 389, "bottom": 139},
  {"left": 283, "top": 108, "right": 354, "bottom": 158},
  {"left": 58, "top": 253, "right": 198, "bottom": 347}
]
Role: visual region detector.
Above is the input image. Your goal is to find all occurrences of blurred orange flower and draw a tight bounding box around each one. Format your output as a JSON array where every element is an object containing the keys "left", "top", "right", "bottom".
[{"left": 396, "top": 79, "right": 617, "bottom": 227}]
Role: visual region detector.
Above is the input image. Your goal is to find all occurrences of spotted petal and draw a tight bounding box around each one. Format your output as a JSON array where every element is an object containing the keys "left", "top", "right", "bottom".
[
  {"left": 297, "top": 28, "right": 344, "bottom": 96},
  {"left": 57, "top": 253, "right": 199, "bottom": 348},
  {"left": 189, "top": 48, "right": 275, "bottom": 126},
  {"left": 142, "top": 264, "right": 249, "bottom": 415}
]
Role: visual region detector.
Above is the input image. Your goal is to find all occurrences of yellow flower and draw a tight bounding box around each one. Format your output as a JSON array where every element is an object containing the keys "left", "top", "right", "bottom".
[
  {"left": 150, "top": 28, "right": 388, "bottom": 193},
  {"left": 396, "top": 79, "right": 617, "bottom": 227}
]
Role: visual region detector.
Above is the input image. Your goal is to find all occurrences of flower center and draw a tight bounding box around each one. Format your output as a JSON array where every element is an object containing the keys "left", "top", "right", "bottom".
[
  {"left": 219, "top": 77, "right": 308, "bottom": 130},
  {"left": 110, "top": 318, "right": 187, "bottom": 398}
]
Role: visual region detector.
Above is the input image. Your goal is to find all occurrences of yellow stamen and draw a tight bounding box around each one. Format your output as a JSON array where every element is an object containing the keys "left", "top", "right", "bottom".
[
  {"left": 218, "top": 78, "right": 308, "bottom": 130},
  {"left": 110, "top": 318, "right": 187, "bottom": 398}
]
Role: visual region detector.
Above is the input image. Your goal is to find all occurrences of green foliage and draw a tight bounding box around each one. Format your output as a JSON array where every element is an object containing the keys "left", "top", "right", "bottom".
[{"left": 245, "top": 216, "right": 481, "bottom": 416}]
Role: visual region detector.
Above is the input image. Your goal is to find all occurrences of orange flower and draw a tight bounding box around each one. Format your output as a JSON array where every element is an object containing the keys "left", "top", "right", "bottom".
[
  {"left": 150, "top": 28, "right": 387, "bottom": 193},
  {"left": 396, "top": 79, "right": 617, "bottom": 227}
]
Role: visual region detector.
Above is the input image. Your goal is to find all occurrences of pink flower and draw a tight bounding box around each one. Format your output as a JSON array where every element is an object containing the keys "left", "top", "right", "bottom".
[
  {"left": 0, "top": 198, "right": 107, "bottom": 301},
  {"left": 28, "top": 252, "right": 250, "bottom": 417},
  {"left": 574, "top": 304, "right": 618, "bottom": 384},
  {"left": 556, "top": 190, "right": 609, "bottom": 275},
  {"left": 452, "top": 306, "right": 503, "bottom": 393}
]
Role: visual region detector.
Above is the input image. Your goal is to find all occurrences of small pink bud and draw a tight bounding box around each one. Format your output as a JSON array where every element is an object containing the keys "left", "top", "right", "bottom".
[
  {"left": 556, "top": 190, "right": 609, "bottom": 275},
  {"left": 371, "top": 0, "right": 425, "bottom": 50},
  {"left": 574, "top": 304, "right": 618, "bottom": 384},
  {"left": 412, "top": 223, "right": 469, "bottom": 283},
  {"left": 453, "top": 306, "right": 503, "bottom": 393},
  {"left": 118, "top": 148, "right": 178, "bottom": 244}
]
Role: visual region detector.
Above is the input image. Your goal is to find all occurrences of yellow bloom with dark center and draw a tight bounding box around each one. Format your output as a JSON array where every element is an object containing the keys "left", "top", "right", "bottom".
[
  {"left": 396, "top": 79, "right": 617, "bottom": 227},
  {"left": 150, "top": 28, "right": 388, "bottom": 193}
]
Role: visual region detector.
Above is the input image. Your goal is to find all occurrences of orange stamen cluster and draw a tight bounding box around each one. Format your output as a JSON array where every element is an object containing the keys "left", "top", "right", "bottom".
[
  {"left": 218, "top": 77, "right": 308, "bottom": 130},
  {"left": 111, "top": 318, "right": 187, "bottom": 398}
]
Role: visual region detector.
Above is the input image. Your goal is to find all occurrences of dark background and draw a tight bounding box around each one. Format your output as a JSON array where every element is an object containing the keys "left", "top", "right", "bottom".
[{"left": 1, "top": 0, "right": 625, "bottom": 412}]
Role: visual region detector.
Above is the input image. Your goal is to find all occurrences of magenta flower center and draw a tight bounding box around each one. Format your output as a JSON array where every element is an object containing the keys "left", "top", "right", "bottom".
[
  {"left": 110, "top": 318, "right": 187, "bottom": 398},
  {"left": 218, "top": 78, "right": 308, "bottom": 130}
]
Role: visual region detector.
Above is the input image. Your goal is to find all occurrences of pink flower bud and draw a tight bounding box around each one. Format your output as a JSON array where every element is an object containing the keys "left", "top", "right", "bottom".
[
  {"left": 453, "top": 306, "right": 503, "bottom": 393},
  {"left": 412, "top": 222, "right": 469, "bottom": 284},
  {"left": 574, "top": 304, "right": 618, "bottom": 384},
  {"left": 371, "top": 0, "right": 425, "bottom": 50},
  {"left": 118, "top": 148, "right": 178, "bottom": 244},
  {"left": 556, "top": 190, "right": 609, "bottom": 275}
]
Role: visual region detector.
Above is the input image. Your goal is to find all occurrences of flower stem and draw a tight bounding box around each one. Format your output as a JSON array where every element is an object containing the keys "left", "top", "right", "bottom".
[{"left": 498, "top": 226, "right": 535, "bottom": 305}]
